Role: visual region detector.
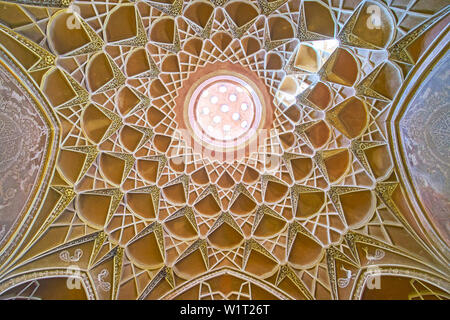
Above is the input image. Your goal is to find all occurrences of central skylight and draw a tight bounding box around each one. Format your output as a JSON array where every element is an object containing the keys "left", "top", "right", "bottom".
[{"left": 188, "top": 75, "right": 262, "bottom": 151}]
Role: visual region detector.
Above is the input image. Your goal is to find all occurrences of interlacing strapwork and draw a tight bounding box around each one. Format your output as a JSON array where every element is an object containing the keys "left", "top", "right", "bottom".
[{"left": 0, "top": 0, "right": 449, "bottom": 300}]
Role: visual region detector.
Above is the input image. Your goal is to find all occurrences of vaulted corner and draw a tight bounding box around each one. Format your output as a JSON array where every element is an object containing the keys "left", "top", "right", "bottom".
[{"left": 388, "top": 25, "right": 450, "bottom": 261}]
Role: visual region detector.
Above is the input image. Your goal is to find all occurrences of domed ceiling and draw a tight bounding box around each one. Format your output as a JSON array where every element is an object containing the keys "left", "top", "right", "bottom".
[{"left": 0, "top": 0, "right": 449, "bottom": 300}]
